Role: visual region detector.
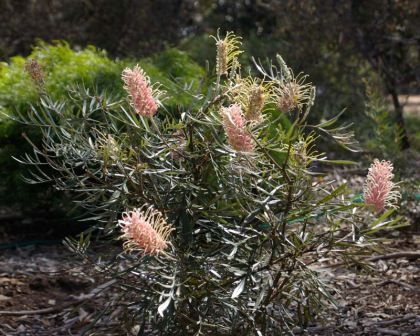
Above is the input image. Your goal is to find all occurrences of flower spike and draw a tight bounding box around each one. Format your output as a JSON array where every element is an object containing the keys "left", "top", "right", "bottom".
[
  {"left": 222, "top": 104, "right": 254, "bottom": 152},
  {"left": 228, "top": 77, "right": 270, "bottom": 124},
  {"left": 211, "top": 31, "right": 243, "bottom": 77},
  {"left": 363, "top": 159, "right": 401, "bottom": 212},
  {"left": 122, "top": 65, "right": 161, "bottom": 117},
  {"left": 119, "top": 206, "right": 173, "bottom": 255}
]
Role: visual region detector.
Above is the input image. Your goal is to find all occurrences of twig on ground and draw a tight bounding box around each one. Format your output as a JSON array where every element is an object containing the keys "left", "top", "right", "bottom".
[
  {"left": 292, "top": 325, "right": 336, "bottom": 334},
  {"left": 366, "top": 252, "right": 420, "bottom": 262},
  {"left": 0, "top": 279, "right": 116, "bottom": 316},
  {"left": 327, "top": 251, "right": 420, "bottom": 268},
  {"left": 375, "top": 327, "right": 401, "bottom": 335},
  {"left": 0, "top": 306, "right": 59, "bottom": 316},
  {"left": 371, "top": 313, "right": 418, "bottom": 327},
  {"left": 377, "top": 279, "right": 420, "bottom": 292}
]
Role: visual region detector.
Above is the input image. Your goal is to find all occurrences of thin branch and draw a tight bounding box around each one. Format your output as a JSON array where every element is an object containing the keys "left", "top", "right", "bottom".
[
  {"left": 377, "top": 279, "right": 420, "bottom": 292},
  {"left": 367, "top": 251, "right": 420, "bottom": 262}
]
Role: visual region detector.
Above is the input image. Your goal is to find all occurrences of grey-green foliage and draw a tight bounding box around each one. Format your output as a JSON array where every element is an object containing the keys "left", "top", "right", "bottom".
[
  {"left": 16, "top": 34, "right": 400, "bottom": 335},
  {"left": 0, "top": 42, "right": 204, "bottom": 209},
  {"left": 0, "top": 41, "right": 127, "bottom": 208}
]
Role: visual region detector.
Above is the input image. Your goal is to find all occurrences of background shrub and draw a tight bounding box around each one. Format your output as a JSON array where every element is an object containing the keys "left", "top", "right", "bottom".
[{"left": 0, "top": 43, "right": 204, "bottom": 219}]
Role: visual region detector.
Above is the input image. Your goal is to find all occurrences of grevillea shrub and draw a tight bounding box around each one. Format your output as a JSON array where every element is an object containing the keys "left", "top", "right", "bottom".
[
  {"left": 15, "top": 33, "right": 402, "bottom": 335},
  {"left": 0, "top": 43, "right": 203, "bottom": 212}
]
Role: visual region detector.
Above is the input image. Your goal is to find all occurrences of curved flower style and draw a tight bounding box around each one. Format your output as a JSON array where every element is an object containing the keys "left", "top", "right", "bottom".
[
  {"left": 363, "top": 159, "right": 401, "bottom": 212},
  {"left": 222, "top": 104, "right": 254, "bottom": 152},
  {"left": 212, "top": 31, "right": 243, "bottom": 76},
  {"left": 122, "top": 65, "right": 158, "bottom": 117},
  {"left": 275, "top": 78, "right": 314, "bottom": 113},
  {"left": 245, "top": 84, "right": 266, "bottom": 122},
  {"left": 119, "top": 206, "right": 173, "bottom": 255},
  {"left": 229, "top": 77, "right": 268, "bottom": 124},
  {"left": 273, "top": 57, "right": 314, "bottom": 114}
]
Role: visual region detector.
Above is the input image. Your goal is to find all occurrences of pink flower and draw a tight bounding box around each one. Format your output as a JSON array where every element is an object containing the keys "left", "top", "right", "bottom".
[
  {"left": 119, "top": 206, "right": 173, "bottom": 255},
  {"left": 222, "top": 104, "right": 254, "bottom": 152},
  {"left": 363, "top": 159, "right": 400, "bottom": 212},
  {"left": 122, "top": 65, "right": 158, "bottom": 117}
]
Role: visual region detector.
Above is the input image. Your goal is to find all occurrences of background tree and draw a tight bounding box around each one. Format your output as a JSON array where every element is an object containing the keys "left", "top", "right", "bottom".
[
  {"left": 350, "top": 0, "right": 420, "bottom": 149},
  {"left": 0, "top": 0, "right": 192, "bottom": 59}
]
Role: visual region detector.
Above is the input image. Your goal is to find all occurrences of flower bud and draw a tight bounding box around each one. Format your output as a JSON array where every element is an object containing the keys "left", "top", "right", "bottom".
[{"left": 245, "top": 84, "right": 265, "bottom": 122}]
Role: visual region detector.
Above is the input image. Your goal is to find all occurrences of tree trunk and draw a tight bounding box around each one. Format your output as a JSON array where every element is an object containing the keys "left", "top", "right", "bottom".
[{"left": 388, "top": 87, "right": 410, "bottom": 150}]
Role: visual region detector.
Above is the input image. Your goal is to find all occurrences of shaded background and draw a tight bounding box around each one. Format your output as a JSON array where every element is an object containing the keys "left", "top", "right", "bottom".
[
  {"left": 0, "top": 0, "right": 419, "bottom": 237},
  {"left": 1, "top": 0, "right": 418, "bottom": 135}
]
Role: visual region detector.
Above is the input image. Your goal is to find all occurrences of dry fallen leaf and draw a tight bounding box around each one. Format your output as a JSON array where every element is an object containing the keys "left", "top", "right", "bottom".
[
  {"left": 0, "top": 294, "right": 11, "bottom": 301},
  {"left": 0, "top": 277, "right": 24, "bottom": 286}
]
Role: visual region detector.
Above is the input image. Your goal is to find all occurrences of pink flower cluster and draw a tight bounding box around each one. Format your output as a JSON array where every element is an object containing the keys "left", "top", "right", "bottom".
[
  {"left": 122, "top": 65, "right": 158, "bottom": 117},
  {"left": 119, "top": 207, "right": 172, "bottom": 255},
  {"left": 363, "top": 159, "right": 400, "bottom": 212},
  {"left": 222, "top": 104, "right": 254, "bottom": 152}
]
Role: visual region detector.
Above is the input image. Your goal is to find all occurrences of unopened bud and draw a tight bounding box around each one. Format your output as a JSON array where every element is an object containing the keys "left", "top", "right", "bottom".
[{"left": 25, "top": 59, "right": 44, "bottom": 89}]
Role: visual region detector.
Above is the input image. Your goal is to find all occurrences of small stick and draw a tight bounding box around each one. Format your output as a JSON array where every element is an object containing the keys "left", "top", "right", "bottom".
[
  {"left": 327, "top": 251, "right": 420, "bottom": 268},
  {"left": 0, "top": 279, "right": 116, "bottom": 316},
  {"left": 373, "top": 313, "right": 418, "bottom": 327},
  {"left": 377, "top": 279, "right": 420, "bottom": 292},
  {"left": 292, "top": 325, "right": 335, "bottom": 334},
  {"left": 0, "top": 306, "right": 61, "bottom": 316},
  {"left": 375, "top": 327, "right": 401, "bottom": 336},
  {"left": 367, "top": 252, "right": 420, "bottom": 262}
]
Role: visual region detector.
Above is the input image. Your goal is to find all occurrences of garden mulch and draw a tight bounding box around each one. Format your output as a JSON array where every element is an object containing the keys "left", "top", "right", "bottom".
[
  {"left": 0, "top": 168, "right": 419, "bottom": 335},
  {"left": 0, "top": 232, "right": 418, "bottom": 335}
]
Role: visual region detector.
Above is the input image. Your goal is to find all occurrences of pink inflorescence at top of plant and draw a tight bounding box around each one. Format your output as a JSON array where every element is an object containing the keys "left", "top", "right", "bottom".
[
  {"left": 222, "top": 104, "right": 254, "bottom": 152},
  {"left": 122, "top": 65, "right": 158, "bottom": 117},
  {"left": 119, "top": 206, "right": 173, "bottom": 255},
  {"left": 363, "top": 159, "right": 401, "bottom": 212}
]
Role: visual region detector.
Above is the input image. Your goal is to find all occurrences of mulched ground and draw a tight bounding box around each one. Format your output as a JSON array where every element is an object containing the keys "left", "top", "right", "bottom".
[
  {"left": 0, "top": 166, "right": 418, "bottom": 335},
  {"left": 313, "top": 238, "right": 420, "bottom": 335},
  {"left": 0, "top": 213, "right": 125, "bottom": 336},
  {"left": 0, "top": 232, "right": 418, "bottom": 335}
]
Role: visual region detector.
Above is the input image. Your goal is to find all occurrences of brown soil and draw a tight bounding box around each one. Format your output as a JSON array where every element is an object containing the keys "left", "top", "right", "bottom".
[
  {"left": 0, "top": 237, "right": 418, "bottom": 335},
  {"left": 0, "top": 244, "right": 121, "bottom": 335}
]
